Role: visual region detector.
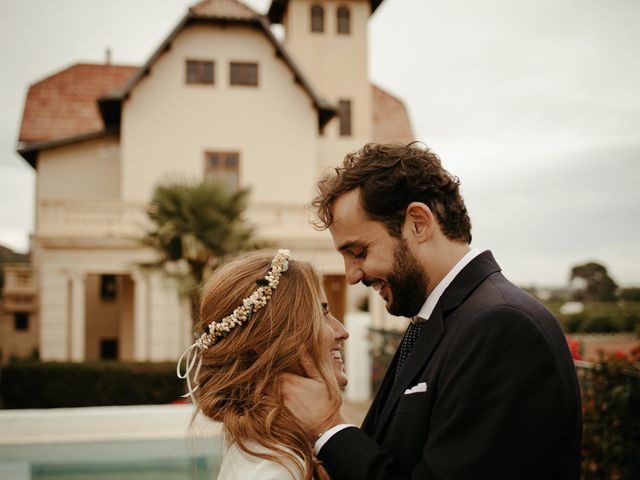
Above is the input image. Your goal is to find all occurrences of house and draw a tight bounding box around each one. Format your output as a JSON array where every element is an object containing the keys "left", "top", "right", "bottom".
[
  {"left": 12, "top": 0, "right": 413, "bottom": 363},
  {"left": 0, "top": 245, "right": 37, "bottom": 363}
]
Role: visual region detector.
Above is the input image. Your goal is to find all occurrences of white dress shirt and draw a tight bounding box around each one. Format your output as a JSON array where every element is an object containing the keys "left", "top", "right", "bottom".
[{"left": 314, "top": 247, "right": 482, "bottom": 454}]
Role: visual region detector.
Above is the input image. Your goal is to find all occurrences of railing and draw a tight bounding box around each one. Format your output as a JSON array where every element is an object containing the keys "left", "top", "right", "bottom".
[
  {"left": 576, "top": 355, "right": 640, "bottom": 479},
  {"left": 36, "top": 199, "right": 328, "bottom": 243},
  {"left": 2, "top": 265, "right": 36, "bottom": 294},
  {"left": 369, "top": 328, "right": 402, "bottom": 392},
  {"left": 37, "top": 199, "right": 149, "bottom": 238},
  {"left": 245, "top": 202, "right": 331, "bottom": 243},
  {"left": 2, "top": 295, "right": 38, "bottom": 313}
]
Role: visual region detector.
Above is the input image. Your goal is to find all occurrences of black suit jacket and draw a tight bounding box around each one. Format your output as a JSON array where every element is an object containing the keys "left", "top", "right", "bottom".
[{"left": 319, "top": 251, "right": 582, "bottom": 479}]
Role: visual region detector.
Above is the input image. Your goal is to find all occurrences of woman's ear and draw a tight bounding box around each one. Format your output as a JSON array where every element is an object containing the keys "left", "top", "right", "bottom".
[{"left": 405, "top": 202, "right": 433, "bottom": 243}]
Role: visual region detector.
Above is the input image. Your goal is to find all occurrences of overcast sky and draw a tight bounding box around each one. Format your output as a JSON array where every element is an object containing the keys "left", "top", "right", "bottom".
[{"left": 1, "top": 0, "right": 638, "bottom": 287}]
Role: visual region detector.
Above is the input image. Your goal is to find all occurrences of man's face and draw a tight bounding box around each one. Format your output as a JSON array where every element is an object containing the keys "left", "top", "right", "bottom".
[{"left": 329, "top": 190, "right": 429, "bottom": 317}]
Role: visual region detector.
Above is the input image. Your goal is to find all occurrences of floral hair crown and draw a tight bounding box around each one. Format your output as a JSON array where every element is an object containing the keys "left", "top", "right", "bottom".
[
  {"left": 177, "top": 249, "right": 291, "bottom": 399},
  {"left": 196, "top": 248, "right": 290, "bottom": 349}
]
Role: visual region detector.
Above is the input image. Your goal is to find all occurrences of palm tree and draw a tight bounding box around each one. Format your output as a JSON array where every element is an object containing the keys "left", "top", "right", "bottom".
[{"left": 139, "top": 178, "right": 264, "bottom": 318}]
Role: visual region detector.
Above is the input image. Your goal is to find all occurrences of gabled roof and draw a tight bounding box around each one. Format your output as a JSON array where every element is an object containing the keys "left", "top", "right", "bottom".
[
  {"left": 371, "top": 84, "right": 415, "bottom": 144},
  {"left": 267, "top": 0, "right": 385, "bottom": 24},
  {"left": 99, "top": 0, "right": 335, "bottom": 134},
  {"left": 18, "top": 64, "right": 137, "bottom": 145},
  {"left": 17, "top": 63, "right": 137, "bottom": 168},
  {"left": 18, "top": 0, "right": 336, "bottom": 168}
]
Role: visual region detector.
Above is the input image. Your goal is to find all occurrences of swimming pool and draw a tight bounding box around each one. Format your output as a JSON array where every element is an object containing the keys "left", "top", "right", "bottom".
[
  {"left": 0, "top": 438, "right": 222, "bottom": 480},
  {"left": 0, "top": 405, "right": 223, "bottom": 480}
]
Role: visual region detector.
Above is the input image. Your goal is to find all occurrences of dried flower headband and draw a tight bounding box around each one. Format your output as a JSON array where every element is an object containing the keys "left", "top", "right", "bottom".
[{"left": 177, "top": 249, "right": 291, "bottom": 400}]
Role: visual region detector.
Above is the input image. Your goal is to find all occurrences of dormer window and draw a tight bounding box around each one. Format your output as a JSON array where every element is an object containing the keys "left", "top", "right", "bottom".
[
  {"left": 311, "top": 5, "right": 324, "bottom": 33},
  {"left": 337, "top": 6, "right": 350, "bottom": 34}
]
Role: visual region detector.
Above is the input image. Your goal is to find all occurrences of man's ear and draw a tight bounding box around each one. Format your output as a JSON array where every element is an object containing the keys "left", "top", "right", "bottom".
[{"left": 405, "top": 202, "right": 433, "bottom": 243}]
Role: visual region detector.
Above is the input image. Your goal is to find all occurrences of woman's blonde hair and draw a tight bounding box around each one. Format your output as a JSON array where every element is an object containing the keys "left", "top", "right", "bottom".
[{"left": 193, "top": 250, "right": 341, "bottom": 480}]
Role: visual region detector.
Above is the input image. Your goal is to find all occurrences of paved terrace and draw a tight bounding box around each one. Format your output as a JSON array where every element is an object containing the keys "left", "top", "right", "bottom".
[{"left": 0, "top": 400, "right": 371, "bottom": 445}]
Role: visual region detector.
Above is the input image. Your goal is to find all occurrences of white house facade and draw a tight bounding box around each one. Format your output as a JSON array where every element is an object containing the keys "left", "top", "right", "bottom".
[{"left": 8, "top": 0, "right": 414, "bottom": 363}]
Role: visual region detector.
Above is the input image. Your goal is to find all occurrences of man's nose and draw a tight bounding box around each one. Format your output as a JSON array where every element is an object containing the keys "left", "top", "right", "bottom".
[{"left": 344, "top": 259, "right": 363, "bottom": 285}]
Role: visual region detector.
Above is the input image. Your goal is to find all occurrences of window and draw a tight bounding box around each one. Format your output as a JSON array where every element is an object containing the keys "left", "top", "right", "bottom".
[
  {"left": 337, "top": 6, "right": 350, "bottom": 34},
  {"left": 100, "top": 339, "right": 118, "bottom": 360},
  {"left": 338, "top": 100, "right": 352, "bottom": 136},
  {"left": 14, "top": 312, "right": 29, "bottom": 331},
  {"left": 205, "top": 151, "right": 240, "bottom": 192},
  {"left": 230, "top": 62, "right": 258, "bottom": 86},
  {"left": 100, "top": 275, "right": 117, "bottom": 301},
  {"left": 186, "top": 60, "right": 214, "bottom": 84},
  {"left": 311, "top": 5, "right": 324, "bottom": 32}
]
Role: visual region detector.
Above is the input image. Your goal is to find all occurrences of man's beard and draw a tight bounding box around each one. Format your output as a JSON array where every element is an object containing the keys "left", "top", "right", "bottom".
[{"left": 385, "top": 237, "right": 429, "bottom": 318}]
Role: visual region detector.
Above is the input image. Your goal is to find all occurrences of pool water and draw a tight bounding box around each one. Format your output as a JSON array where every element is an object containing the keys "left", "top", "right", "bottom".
[{"left": 0, "top": 438, "right": 222, "bottom": 480}]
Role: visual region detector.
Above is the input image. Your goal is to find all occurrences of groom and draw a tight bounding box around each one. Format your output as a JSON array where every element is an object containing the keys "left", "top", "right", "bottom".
[{"left": 282, "top": 143, "right": 582, "bottom": 479}]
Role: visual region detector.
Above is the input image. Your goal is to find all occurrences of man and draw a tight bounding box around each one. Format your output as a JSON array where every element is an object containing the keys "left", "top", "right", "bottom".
[{"left": 282, "top": 143, "right": 582, "bottom": 479}]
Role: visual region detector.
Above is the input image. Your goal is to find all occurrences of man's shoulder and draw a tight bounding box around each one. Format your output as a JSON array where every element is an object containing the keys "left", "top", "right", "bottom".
[
  {"left": 454, "top": 270, "right": 574, "bottom": 357},
  {"left": 464, "top": 270, "right": 543, "bottom": 310}
]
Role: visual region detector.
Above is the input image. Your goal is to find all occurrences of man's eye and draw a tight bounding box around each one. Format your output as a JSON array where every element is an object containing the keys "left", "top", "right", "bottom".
[{"left": 354, "top": 249, "right": 367, "bottom": 259}]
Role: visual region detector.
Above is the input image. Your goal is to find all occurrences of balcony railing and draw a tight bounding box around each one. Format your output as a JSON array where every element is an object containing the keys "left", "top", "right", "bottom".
[
  {"left": 2, "top": 265, "right": 36, "bottom": 295},
  {"left": 36, "top": 199, "right": 329, "bottom": 244},
  {"left": 37, "top": 199, "right": 149, "bottom": 238}
]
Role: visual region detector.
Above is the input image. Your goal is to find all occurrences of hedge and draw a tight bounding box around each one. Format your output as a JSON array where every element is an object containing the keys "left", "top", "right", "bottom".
[
  {"left": 0, "top": 361, "right": 185, "bottom": 409},
  {"left": 546, "top": 302, "right": 640, "bottom": 334}
]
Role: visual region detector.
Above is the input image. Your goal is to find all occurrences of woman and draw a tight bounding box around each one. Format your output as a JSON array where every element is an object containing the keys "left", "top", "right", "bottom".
[{"left": 177, "top": 249, "right": 349, "bottom": 479}]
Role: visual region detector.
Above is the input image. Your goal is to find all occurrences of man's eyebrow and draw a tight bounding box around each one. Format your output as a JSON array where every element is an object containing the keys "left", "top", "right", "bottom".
[{"left": 337, "top": 240, "right": 361, "bottom": 252}]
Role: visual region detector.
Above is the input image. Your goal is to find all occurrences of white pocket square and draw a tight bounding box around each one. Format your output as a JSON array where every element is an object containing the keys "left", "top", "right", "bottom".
[{"left": 404, "top": 382, "right": 427, "bottom": 395}]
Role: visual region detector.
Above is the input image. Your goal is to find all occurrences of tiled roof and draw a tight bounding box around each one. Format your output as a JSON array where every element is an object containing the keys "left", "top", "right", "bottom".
[
  {"left": 19, "top": 64, "right": 137, "bottom": 144},
  {"left": 190, "top": 0, "right": 259, "bottom": 20},
  {"left": 372, "top": 84, "right": 415, "bottom": 144}
]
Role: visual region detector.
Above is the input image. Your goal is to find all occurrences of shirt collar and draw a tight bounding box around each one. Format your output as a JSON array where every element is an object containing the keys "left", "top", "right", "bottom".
[{"left": 416, "top": 247, "right": 481, "bottom": 321}]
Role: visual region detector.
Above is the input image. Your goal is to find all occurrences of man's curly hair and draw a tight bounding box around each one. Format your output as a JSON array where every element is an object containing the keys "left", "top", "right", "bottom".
[{"left": 312, "top": 142, "right": 472, "bottom": 243}]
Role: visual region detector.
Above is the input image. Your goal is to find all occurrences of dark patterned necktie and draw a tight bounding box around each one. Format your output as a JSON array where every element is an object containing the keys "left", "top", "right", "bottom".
[{"left": 395, "top": 319, "right": 425, "bottom": 379}]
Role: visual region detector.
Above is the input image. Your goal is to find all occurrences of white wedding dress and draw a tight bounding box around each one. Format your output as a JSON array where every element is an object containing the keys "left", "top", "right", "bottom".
[{"left": 217, "top": 440, "right": 310, "bottom": 480}]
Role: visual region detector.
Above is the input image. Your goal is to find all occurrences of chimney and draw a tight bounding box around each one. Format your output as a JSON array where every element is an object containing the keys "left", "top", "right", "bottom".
[{"left": 105, "top": 47, "right": 112, "bottom": 65}]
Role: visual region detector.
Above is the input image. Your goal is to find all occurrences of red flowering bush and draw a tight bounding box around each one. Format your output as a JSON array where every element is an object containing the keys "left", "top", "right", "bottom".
[
  {"left": 567, "top": 335, "right": 583, "bottom": 361},
  {"left": 579, "top": 346, "right": 640, "bottom": 479}
]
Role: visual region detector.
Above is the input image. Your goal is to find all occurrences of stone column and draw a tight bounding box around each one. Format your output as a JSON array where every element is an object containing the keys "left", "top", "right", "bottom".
[
  {"left": 345, "top": 311, "right": 372, "bottom": 402},
  {"left": 132, "top": 271, "right": 148, "bottom": 361},
  {"left": 69, "top": 272, "right": 86, "bottom": 362}
]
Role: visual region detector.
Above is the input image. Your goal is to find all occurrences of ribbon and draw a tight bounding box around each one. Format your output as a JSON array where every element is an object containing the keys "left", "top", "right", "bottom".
[{"left": 176, "top": 342, "right": 202, "bottom": 403}]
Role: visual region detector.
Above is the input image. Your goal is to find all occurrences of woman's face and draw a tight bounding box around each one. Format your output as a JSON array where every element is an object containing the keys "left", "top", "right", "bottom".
[{"left": 319, "top": 288, "right": 349, "bottom": 388}]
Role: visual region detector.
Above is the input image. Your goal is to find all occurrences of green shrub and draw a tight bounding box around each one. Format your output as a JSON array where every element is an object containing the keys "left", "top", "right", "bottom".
[
  {"left": 552, "top": 302, "right": 640, "bottom": 334},
  {"left": 561, "top": 313, "right": 586, "bottom": 333},
  {"left": 0, "top": 361, "right": 185, "bottom": 409},
  {"left": 579, "top": 316, "right": 618, "bottom": 333}
]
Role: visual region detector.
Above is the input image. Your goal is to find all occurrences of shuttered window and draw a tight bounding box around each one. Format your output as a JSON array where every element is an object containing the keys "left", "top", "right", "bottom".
[
  {"left": 230, "top": 62, "right": 258, "bottom": 86},
  {"left": 186, "top": 60, "right": 214, "bottom": 84}
]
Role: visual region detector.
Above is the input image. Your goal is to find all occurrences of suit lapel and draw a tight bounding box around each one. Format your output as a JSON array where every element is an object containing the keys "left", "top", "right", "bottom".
[
  {"left": 370, "top": 250, "right": 502, "bottom": 440},
  {"left": 373, "top": 307, "right": 445, "bottom": 439}
]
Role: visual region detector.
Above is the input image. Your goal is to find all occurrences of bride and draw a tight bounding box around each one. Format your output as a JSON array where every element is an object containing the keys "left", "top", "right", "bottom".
[{"left": 178, "top": 249, "right": 349, "bottom": 479}]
